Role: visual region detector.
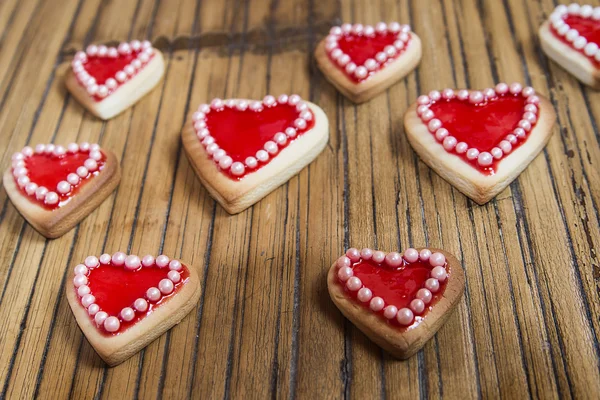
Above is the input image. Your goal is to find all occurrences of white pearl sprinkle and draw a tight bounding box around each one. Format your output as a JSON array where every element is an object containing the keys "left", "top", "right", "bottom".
[
  {"left": 156, "top": 255, "right": 170, "bottom": 268},
  {"left": 124, "top": 255, "right": 141, "bottom": 270},
  {"left": 94, "top": 312, "right": 108, "bottom": 326},
  {"left": 121, "top": 307, "right": 135, "bottom": 322},
  {"left": 134, "top": 298, "right": 148, "bottom": 312}
]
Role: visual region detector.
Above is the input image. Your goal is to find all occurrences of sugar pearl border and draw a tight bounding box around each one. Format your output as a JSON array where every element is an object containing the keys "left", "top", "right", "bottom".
[
  {"left": 11, "top": 142, "right": 102, "bottom": 206},
  {"left": 325, "top": 22, "right": 412, "bottom": 81},
  {"left": 336, "top": 247, "right": 448, "bottom": 326},
  {"left": 416, "top": 83, "right": 540, "bottom": 168},
  {"left": 550, "top": 4, "right": 600, "bottom": 61},
  {"left": 72, "top": 40, "right": 155, "bottom": 99},
  {"left": 73, "top": 253, "right": 184, "bottom": 333},
  {"left": 192, "top": 94, "right": 313, "bottom": 177}
]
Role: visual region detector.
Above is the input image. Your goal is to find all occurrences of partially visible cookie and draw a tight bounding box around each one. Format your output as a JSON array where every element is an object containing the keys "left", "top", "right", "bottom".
[
  {"left": 315, "top": 22, "right": 422, "bottom": 103},
  {"left": 328, "top": 247, "right": 465, "bottom": 359},
  {"left": 66, "top": 253, "right": 201, "bottom": 366},
  {"left": 3, "top": 143, "right": 121, "bottom": 238},
  {"left": 65, "top": 40, "right": 165, "bottom": 120},
  {"left": 540, "top": 4, "right": 600, "bottom": 88},
  {"left": 404, "top": 83, "right": 555, "bottom": 204}
]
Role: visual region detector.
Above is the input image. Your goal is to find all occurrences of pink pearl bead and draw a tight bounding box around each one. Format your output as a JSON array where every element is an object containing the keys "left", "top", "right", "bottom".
[
  {"left": 499, "top": 140, "right": 512, "bottom": 154},
  {"left": 95, "top": 311, "right": 108, "bottom": 326},
  {"left": 169, "top": 260, "right": 182, "bottom": 271},
  {"left": 146, "top": 287, "right": 161, "bottom": 301},
  {"left": 104, "top": 316, "right": 120, "bottom": 332},
  {"left": 509, "top": 83, "right": 523, "bottom": 94},
  {"left": 369, "top": 297, "right": 385, "bottom": 312},
  {"left": 483, "top": 88, "right": 496, "bottom": 98},
  {"left": 99, "top": 254, "right": 111, "bottom": 265},
  {"left": 346, "top": 248, "right": 360, "bottom": 262},
  {"left": 419, "top": 249, "right": 432, "bottom": 261},
  {"left": 385, "top": 252, "right": 403, "bottom": 267},
  {"left": 142, "top": 255, "right": 155, "bottom": 267},
  {"left": 429, "top": 252, "right": 446, "bottom": 267},
  {"left": 443, "top": 136, "right": 457, "bottom": 151},
  {"left": 159, "top": 279, "right": 174, "bottom": 294},
  {"left": 337, "top": 256, "right": 351, "bottom": 268},
  {"left": 360, "top": 248, "right": 373, "bottom": 260},
  {"left": 124, "top": 255, "right": 141, "bottom": 270},
  {"left": 383, "top": 305, "right": 398, "bottom": 319},
  {"left": 420, "top": 109, "right": 434, "bottom": 121},
  {"left": 416, "top": 105, "right": 429, "bottom": 115},
  {"left": 74, "top": 264, "right": 88, "bottom": 275},
  {"left": 457, "top": 90, "right": 469, "bottom": 100},
  {"left": 523, "top": 111, "right": 537, "bottom": 124},
  {"left": 442, "top": 88, "right": 454, "bottom": 99},
  {"left": 346, "top": 277, "right": 362, "bottom": 291},
  {"left": 417, "top": 288, "right": 433, "bottom": 304},
  {"left": 88, "top": 304, "right": 99, "bottom": 316},
  {"left": 73, "top": 274, "right": 87, "bottom": 288},
  {"left": 372, "top": 251, "right": 386, "bottom": 263},
  {"left": 495, "top": 83, "right": 509, "bottom": 94},
  {"left": 526, "top": 95, "right": 540, "bottom": 104},
  {"left": 337, "top": 267, "right": 353, "bottom": 282},
  {"left": 522, "top": 86, "right": 535, "bottom": 97},
  {"left": 168, "top": 270, "right": 181, "bottom": 283},
  {"left": 410, "top": 299, "right": 425, "bottom": 314},
  {"left": 81, "top": 294, "right": 95, "bottom": 307},
  {"left": 477, "top": 152, "right": 493, "bottom": 166},
  {"left": 78, "top": 285, "right": 90, "bottom": 296},
  {"left": 396, "top": 308, "right": 414, "bottom": 325},
  {"left": 466, "top": 148, "right": 480, "bottom": 160},
  {"left": 524, "top": 104, "right": 537, "bottom": 114},
  {"left": 431, "top": 266, "right": 448, "bottom": 281},
  {"left": 428, "top": 119, "right": 442, "bottom": 132},
  {"left": 156, "top": 255, "right": 170, "bottom": 268},
  {"left": 417, "top": 95, "right": 430, "bottom": 105},
  {"left": 134, "top": 298, "right": 148, "bottom": 312},
  {"left": 469, "top": 91, "right": 484, "bottom": 104},
  {"left": 491, "top": 147, "right": 503, "bottom": 159},
  {"left": 357, "top": 288, "right": 373, "bottom": 302},
  {"left": 121, "top": 307, "right": 135, "bottom": 321},
  {"left": 428, "top": 90, "right": 441, "bottom": 101},
  {"left": 403, "top": 248, "right": 419, "bottom": 263},
  {"left": 435, "top": 128, "right": 449, "bottom": 141},
  {"left": 425, "top": 278, "right": 440, "bottom": 293},
  {"left": 506, "top": 134, "right": 517, "bottom": 145},
  {"left": 84, "top": 256, "right": 99, "bottom": 268},
  {"left": 112, "top": 252, "right": 126, "bottom": 266},
  {"left": 455, "top": 142, "right": 468, "bottom": 154}
]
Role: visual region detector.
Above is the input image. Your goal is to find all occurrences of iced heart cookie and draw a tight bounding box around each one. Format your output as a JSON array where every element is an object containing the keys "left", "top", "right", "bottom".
[
  {"left": 66, "top": 253, "right": 201, "bottom": 366},
  {"left": 315, "top": 22, "right": 422, "bottom": 103},
  {"left": 404, "top": 83, "right": 556, "bottom": 204},
  {"left": 540, "top": 4, "right": 600, "bottom": 88},
  {"left": 182, "top": 95, "right": 329, "bottom": 214},
  {"left": 65, "top": 40, "right": 165, "bottom": 119},
  {"left": 328, "top": 247, "right": 465, "bottom": 359},
  {"left": 3, "top": 143, "right": 121, "bottom": 238}
]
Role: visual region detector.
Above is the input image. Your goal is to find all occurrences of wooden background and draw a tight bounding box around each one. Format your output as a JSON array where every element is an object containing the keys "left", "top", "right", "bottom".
[{"left": 1, "top": 0, "right": 599, "bottom": 398}]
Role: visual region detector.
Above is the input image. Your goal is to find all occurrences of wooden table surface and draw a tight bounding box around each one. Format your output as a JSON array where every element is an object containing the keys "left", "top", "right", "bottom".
[{"left": 1, "top": 0, "right": 600, "bottom": 398}]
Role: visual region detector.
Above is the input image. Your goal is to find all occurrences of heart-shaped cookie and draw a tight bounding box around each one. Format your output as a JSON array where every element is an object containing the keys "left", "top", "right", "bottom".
[
  {"left": 65, "top": 40, "right": 165, "bottom": 119},
  {"left": 540, "top": 4, "right": 600, "bottom": 88},
  {"left": 328, "top": 247, "right": 465, "bottom": 359},
  {"left": 182, "top": 95, "right": 329, "bottom": 214},
  {"left": 66, "top": 253, "right": 201, "bottom": 366},
  {"left": 3, "top": 143, "right": 121, "bottom": 238},
  {"left": 315, "top": 22, "right": 422, "bottom": 103},
  {"left": 404, "top": 83, "right": 556, "bottom": 204}
]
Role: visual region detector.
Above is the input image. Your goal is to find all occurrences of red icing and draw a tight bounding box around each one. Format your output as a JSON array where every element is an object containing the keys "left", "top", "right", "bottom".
[
  {"left": 16, "top": 151, "right": 106, "bottom": 210},
  {"left": 428, "top": 94, "right": 533, "bottom": 174},
  {"left": 205, "top": 103, "right": 315, "bottom": 179},
  {"left": 76, "top": 50, "right": 154, "bottom": 101},
  {"left": 341, "top": 258, "right": 447, "bottom": 329},
  {"left": 84, "top": 261, "right": 190, "bottom": 335},
  {"left": 329, "top": 32, "right": 411, "bottom": 83},
  {"left": 550, "top": 15, "right": 600, "bottom": 67}
]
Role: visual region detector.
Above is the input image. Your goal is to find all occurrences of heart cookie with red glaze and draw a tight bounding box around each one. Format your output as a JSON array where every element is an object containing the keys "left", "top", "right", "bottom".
[
  {"left": 3, "top": 143, "right": 121, "bottom": 238},
  {"left": 404, "top": 83, "right": 556, "bottom": 204},
  {"left": 327, "top": 247, "right": 465, "bottom": 359},
  {"left": 540, "top": 4, "right": 600, "bottom": 88},
  {"left": 182, "top": 95, "right": 329, "bottom": 214},
  {"left": 66, "top": 252, "right": 201, "bottom": 366},
  {"left": 65, "top": 40, "right": 165, "bottom": 120},
  {"left": 315, "top": 22, "right": 422, "bottom": 103}
]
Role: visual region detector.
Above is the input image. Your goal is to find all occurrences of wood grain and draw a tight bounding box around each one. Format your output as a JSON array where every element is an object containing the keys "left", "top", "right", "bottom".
[{"left": 0, "top": 0, "right": 599, "bottom": 398}]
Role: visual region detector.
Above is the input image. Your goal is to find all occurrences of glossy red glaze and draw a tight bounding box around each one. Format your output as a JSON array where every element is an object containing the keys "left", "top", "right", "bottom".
[
  {"left": 17, "top": 151, "right": 106, "bottom": 210},
  {"left": 341, "top": 258, "right": 447, "bottom": 329},
  {"left": 428, "top": 94, "right": 532, "bottom": 174},
  {"left": 78, "top": 51, "right": 153, "bottom": 101},
  {"left": 330, "top": 33, "right": 410, "bottom": 83},
  {"left": 205, "top": 103, "right": 315, "bottom": 179},
  {"left": 85, "top": 261, "right": 190, "bottom": 335},
  {"left": 550, "top": 15, "right": 600, "bottom": 66}
]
